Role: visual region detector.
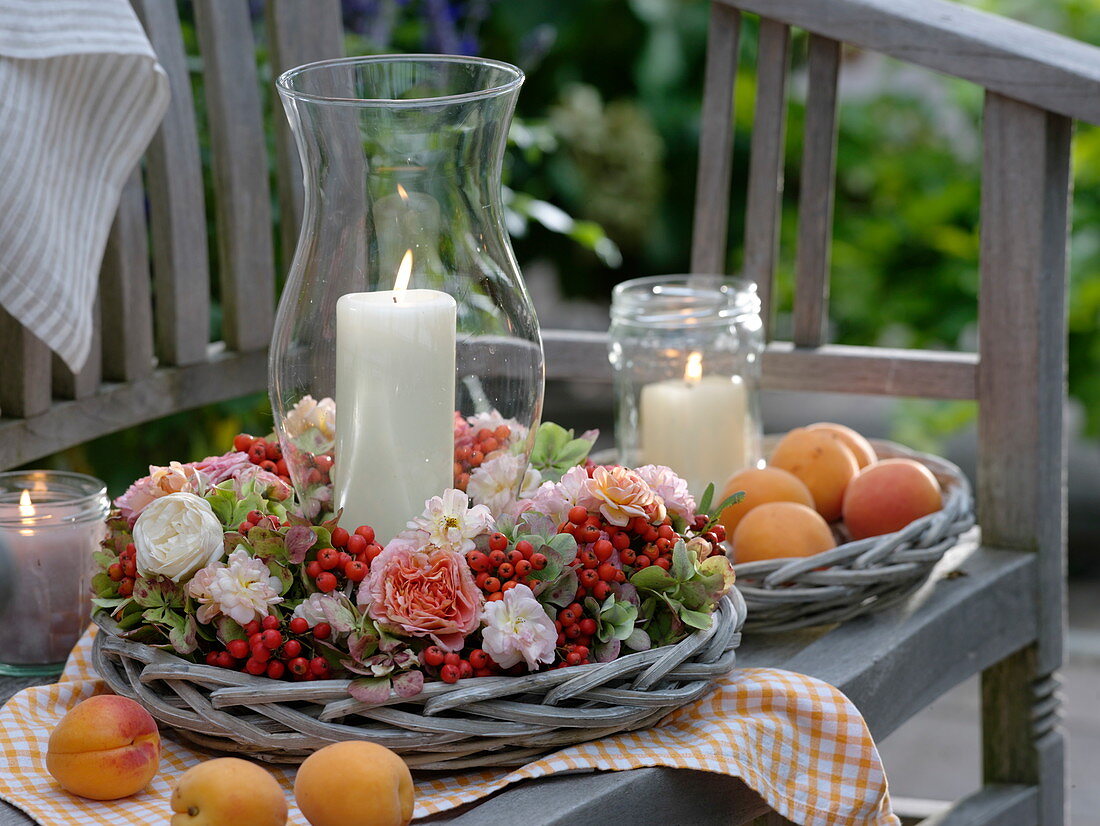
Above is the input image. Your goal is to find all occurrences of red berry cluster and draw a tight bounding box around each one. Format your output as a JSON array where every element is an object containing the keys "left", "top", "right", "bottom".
[
  {"left": 203, "top": 614, "right": 336, "bottom": 681},
  {"left": 233, "top": 433, "right": 295, "bottom": 486},
  {"left": 466, "top": 533, "right": 548, "bottom": 602},
  {"left": 552, "top": 601, "right": 596, "bottom": 668},
  {"left": 236, "top": 508, "right": 286, "bottom": 536},
  {"left": 421, "top": 645, "right": 505, "bottom": 683},
  {"left": 106, "top": 542, "right": 138, "bottom": 597},
  {"left": 453, "top": 425, "right": 512, "bottom": 491},
  {"left": 305, "top": 524, "right": 382, "bottom": 593}
]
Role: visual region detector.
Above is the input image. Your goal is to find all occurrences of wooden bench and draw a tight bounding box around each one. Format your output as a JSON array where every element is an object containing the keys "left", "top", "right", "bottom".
[{"left": 3, "top": 0, "right": 1098, "bottom": 822}]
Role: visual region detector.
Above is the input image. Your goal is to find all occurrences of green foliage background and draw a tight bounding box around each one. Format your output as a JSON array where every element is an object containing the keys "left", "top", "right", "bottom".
[{"left": 31, "top": 0, "right": 1100, "bottom": 495}]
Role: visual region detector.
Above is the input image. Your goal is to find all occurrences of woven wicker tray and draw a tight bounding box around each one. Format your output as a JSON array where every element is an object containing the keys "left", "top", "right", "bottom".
[
  {"left": 733, "top": 439, "right": 974, "bottom": 633},
  {"left": 91, "top": 589, "right": 747, "bottom": 768}
]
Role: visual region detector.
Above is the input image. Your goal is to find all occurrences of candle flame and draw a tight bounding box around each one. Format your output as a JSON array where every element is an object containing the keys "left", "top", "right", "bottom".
[
  {"left": 394, "top": 249, "right": 414, "bottom": 292},
  {"left": 685, "top": 352, "right": 703, "bottom": 383},
  {"left": 397, "top": 183, "right": 410, "bottom": 202},
  {"left": 18, "top": 489, "right": 34, "bottom": 518}
]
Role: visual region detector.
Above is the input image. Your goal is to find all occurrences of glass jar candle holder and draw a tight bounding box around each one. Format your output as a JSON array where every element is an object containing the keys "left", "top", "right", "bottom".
[
  {"left": 270, "top": 56, "right": 544, "bottom": 542},
  {"left": 0, "top": 471, "right": 109, "bottom": 676},
  {"left": 608, "top": 275, "right": 764, "bottom": 499}
]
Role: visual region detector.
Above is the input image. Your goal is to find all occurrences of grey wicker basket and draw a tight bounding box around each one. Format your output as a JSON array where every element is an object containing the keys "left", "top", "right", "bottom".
[
  {"left": 733, "top": 439, "right": 974, "bottom": 632},
  {"left": 90, "top": 589, "right": 746, "bottom": 768}
]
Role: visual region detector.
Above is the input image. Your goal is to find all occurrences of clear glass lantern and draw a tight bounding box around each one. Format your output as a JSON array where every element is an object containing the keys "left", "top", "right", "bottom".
[
  {"left": 608, "top": 275, "right": 763, "bottom": 499},
  {"left": 270, "top": 56, "right": 544, "bottom": 542}
]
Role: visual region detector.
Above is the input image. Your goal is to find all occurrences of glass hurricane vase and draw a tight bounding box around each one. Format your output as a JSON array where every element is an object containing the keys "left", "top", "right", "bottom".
[{"left": 270, "top": 56, "right": 544, "bottom": 543}]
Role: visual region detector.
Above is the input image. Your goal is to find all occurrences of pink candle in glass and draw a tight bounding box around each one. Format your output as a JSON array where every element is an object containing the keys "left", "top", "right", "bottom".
[{"left": 0, "top": 471, "right": 108, "bottom": 676}]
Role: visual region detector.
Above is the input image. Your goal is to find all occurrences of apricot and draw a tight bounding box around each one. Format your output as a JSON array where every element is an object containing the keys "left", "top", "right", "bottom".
[
  {"left": 842, "top": 458, "right": 943, "bottom": 540},
  {"left": 295, "top": 741, "right": 414, "bottom": 826},
  {"left": 806, "top": 422, "right": 877, "bottom": 469},
  {"left": 731, "top": 501, "right": 837, "bottom": 564},
  {"left": 769, "top": 428, "right": 860, "bottom": 521},
  {"left": 718, "top": 467, "right": 815, "bottom": 537},
  {"left": 46, "top": 694, "right": 160, "bottom": 800},
  {"left": 171, "top": 758, "right": 288, "bottom": 826}
]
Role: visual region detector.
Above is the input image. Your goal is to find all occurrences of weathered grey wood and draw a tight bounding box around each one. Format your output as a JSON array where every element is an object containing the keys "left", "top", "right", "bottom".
[
  {"left": 423, "top": 766, "right": 772, "bottom": 825},
  {"left": 976, "top": 92, "right": 1071, "bottom": 826},
  {"left": 918, "top": 785, "right": 1037, "bottom": 826},
  {"left": 690, "top": 2, "right": 740, "bottom": 275},
  {"left": 792, "top": 34, "right": 840, "bottom": 348},
  {"left": 742, "top": 19, "right": 790, "bottom": 339},
  {"left": 0, "top": 348, "right": 267, "bottom": 471},
  {"left": 739, "top": 539, "right": 1037, "bottom": 739},
  {"left": 51, "top": 291, "right": 101, "bottom": 400},
  {"left": 99, "top": 169, "right": 155, "bottom": 382},
  {"left": 544, "top": 330, "right": 978, "bottom": 399},
  {"left": 762, "top": 342, "right": 978, "bottom": 399},
  {"left": 0, "top": 308, "right": 51, "bottom": 418},
  {"left": 265, "top": 0, "right": 344, "bottom": 271},
  {"left": 193, "top": 0, "right": 276, "bottom": 353},
  {"left": 978, "top": 93, "right": 1071, "bottom": 669},
  {"left": 714, "top": 0, "right": 1100, "bottom": 126},
  {"left": 133, "top": 0, "right": 210, "bottom": 367}
]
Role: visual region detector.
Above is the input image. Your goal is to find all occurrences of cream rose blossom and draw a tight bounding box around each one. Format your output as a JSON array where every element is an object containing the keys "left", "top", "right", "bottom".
[
  {"left": 583, "top": 466, "right": 662, "bottom": 526},
  {"left": 480, "top": 584, "right": 557, "bottom": 670},
  {"left": 133, "top": 492, "right": 225, "bottom": 582},
  {"left": 187, "top": 549, "right": 283, "bottom": 625},
  {"left": 634, "top": 464, "right": 697, "bottom": 521}
]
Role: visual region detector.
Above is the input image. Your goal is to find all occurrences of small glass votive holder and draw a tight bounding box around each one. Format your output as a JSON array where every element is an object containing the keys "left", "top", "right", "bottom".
[
  {"left": 608, "top": 275, "right": 764, "bottom": 499},
  {"left": 0, "top": 471, "right": 109, "bottom": 676}
]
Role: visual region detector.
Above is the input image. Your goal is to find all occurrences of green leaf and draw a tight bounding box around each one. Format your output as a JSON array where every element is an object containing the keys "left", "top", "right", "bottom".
[
  {"left": 90, "top": 572, "right": 117, "bottom": 598},
  {"left": 165, "top": 612, "right": 198, "bottom": 655},
  {"left": 679, "top": 609, "right": 714, "bottom": 630},
  {"left": 671, "top": 540, "right": 693, "bottom": 581},
  {"left": 267, "top": 559, "right": 294, "bottom": 595},
  {"left": 91, "top": 597, "right": 129, "bottom": 610},
  {"left": 214, "top": 616, "right": 246, "bottom": 645},
  {"left": 630, "top": 566, "right": 676, "bottom": 591},
  {"left": 696, "top": 483, "right": 716, "bottom": 517}
]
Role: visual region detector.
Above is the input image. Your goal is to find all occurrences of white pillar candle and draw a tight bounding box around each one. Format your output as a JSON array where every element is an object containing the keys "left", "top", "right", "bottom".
[
  {"left": 639, "top": 353, "right": 749, "bottom": 499},
  {"left": 334, "top": 252, "right": 457, "bottom": 544}
]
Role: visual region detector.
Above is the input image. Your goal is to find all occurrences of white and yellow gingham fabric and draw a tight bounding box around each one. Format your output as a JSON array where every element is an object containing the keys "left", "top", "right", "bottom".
[{"left": 0, "top": 629, "right": 898, "bottom": 826}]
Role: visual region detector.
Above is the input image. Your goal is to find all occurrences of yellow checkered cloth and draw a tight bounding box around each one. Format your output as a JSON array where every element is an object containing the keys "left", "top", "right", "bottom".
[{"left": 0, "top": 628, "right": 898, "bottom": 826}]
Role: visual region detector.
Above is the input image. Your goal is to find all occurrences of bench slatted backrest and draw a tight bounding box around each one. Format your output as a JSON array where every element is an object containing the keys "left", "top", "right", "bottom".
[{"left": 0, "top": 0, "right": 344, "bottom": 470}]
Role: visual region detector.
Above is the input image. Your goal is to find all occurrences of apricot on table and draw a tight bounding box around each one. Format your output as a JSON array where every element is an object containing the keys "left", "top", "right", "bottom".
[
  {"left": 46, "top": 694, "right": 160, "bottom": 800},
  {"left": 718, "top": 466, "right": 815, "bottom": 537},
  {"left": 805, "top": 422, "right": 877, "bottom": 469},
  {"left": 171, "top": 757, "right": 288, "bottom": 826},
  {"left": 769, "top": 427, "right": 860, "bottom": 521},
  {"left": 295, "top": 740, "right": 414, "bottom": 826},
  {"left": 731, "top": 501, "right": 837, "bottom": 564},
  {"left": 842, "top": 458, "right": 943, "bottom": 540}
]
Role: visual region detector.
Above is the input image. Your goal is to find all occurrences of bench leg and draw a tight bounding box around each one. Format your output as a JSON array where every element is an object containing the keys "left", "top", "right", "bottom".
[{"left": 981, "top": 646, "right": 1065, "bottom": 825}]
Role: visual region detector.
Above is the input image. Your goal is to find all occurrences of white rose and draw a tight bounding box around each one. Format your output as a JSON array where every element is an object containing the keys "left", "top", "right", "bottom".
[{"left": 133, "top": 492, "right": 225, "bottom": 582}]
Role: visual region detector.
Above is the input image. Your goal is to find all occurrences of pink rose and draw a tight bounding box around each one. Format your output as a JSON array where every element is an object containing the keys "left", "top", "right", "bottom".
[
  {"left": 360, "top": 541, "right": 481, "bottom": 651},
  {"left": 115, "top": 461, "right": 207, "bottom": 522}
]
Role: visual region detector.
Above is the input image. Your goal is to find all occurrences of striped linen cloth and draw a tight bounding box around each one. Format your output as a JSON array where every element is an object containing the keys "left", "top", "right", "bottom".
[
  {"left": 0, "top": 0, "right": 168, "bottom": 372},
  {"left": 0, "top": 628, "right": 899, "bottom": 826}
]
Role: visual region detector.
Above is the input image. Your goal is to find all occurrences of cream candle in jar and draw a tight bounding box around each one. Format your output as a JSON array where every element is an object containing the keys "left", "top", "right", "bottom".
[
  {"left": 609, "top": 275, "right": 764, "bottom": 500},
  {"left": 333, "top": 250, "right": 457, "bottom": 544},
  {"left": 0, "top": 471, "right": 109, "bottom": 675},
  {"left": 639, "top": 352, "right": 751, "bottom": 499}
]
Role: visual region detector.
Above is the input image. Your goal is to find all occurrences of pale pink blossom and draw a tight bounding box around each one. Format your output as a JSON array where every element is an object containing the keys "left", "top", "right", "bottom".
[
  {"left": 583, "top": 466, "right": 663, "bottom": 527},
  {"left": 634, "top": 464, "right": 697, "bottom": 522},
  {"left": 518, "top": 465, "right": 597, "bottom": 524},
  {"left": 480, "top": 584, "right": 557, "bottom": 670},
  {"left": 360, "top": 543, "right": 481, "bottom": 651},
  {"left": 194, "top": 451, "right": 253, "bottom": 484},
  {"left": 284, "top": 395, "right": 336, "bottom": 443},
  {"left": 187, "top": 549, "right": 283, "bottom": 625}
]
